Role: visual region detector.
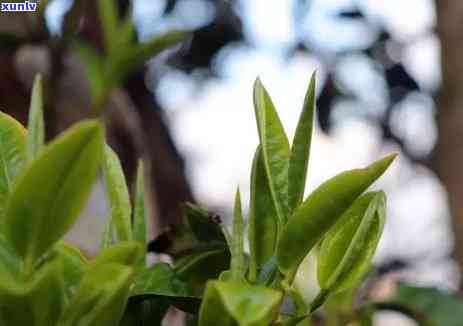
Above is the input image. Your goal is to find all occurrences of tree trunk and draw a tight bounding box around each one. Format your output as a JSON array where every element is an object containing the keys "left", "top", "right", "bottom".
[{"left": 435, "top": 0, "right": 463, "bottom": 284}]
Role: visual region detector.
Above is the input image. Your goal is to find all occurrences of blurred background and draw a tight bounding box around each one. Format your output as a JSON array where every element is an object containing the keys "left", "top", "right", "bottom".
[{"left": 1, "top": 0, "right": 463, "bottom": 323}]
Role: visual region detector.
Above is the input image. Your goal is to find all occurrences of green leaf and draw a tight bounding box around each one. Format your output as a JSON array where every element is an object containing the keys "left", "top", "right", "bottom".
[
  {"left": 0, "top": 111, "right": 26, "bottom": 217},
  {"left": 277, "top": 154, "right": 396, "bottom": 281},
  {"left": 4, "top": 120, "right": 104, "bottom": 271},
  {"left": 288, "top": 73, "right": 316, "bottom": 213},
  {"left": 130, "top": 263, "right": 201, "bottom": 314},
  {"left": 231, "top": 188, "right": 245, "bottom": 281},
  {"left": 175, "top": 249, "right": 230, "bottom": 284},
  {"left": 26, "top": 74, "right": 45, "bottom": 162},
  {"left": 51, "top": 241, "right": 88, "bottom": 299},
  {"left": 92, "top": 241, "right": 143, "bottom": 268},
  {"left": 248, "top": 146, "right": 278, "bottom": 282},
  {"left": 121, "top": 298, "right": 170, "bottom": 326},
  {"left": 100, "top": 218, "right": 114, "bottom": 250},
  {"left": 394, "top": 284, "right": 463, "bottom": 326},
  {"left": 134, "top": 160, "right": 146, "bottom": 267},
  {"left": 198, "top": 280, "right": 283, "bottom": 326},
  {"left": 317, "top": 191, "right": 385, "bottom": 294},
  {"left": 74, "top": 41, "right": 106, "bottom": 105},
  {"left": 0, "top": 234, "right": 21, "bottom": 283},
  {"left": 185, "top": 203, "right": 227, "bottom": 245},
  {"left": 0, "top": 258, "right": 66, "bottom": 326},
  {"left": 108, "top": 30, "right": 189, "bottom": 87},
  {"left": 253, "top": 78, "right": 290, "bottom": 224},
  {"left": 103, "top": 144, "right": 132, "bottom": 242},
  {"left": 98, "top": 0, "right": 119, "bottom": 54},
  {"left": 57, "top": 263, "right": 134, "bottom": 326}
]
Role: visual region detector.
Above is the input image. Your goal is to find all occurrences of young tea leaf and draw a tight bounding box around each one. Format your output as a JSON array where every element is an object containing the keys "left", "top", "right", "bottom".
[
  {"left": 248, "top": 146, "right": 278, "bottom": 282},
  {"left": 103, "top": 144, "right": 133, "bottom": 242},
  {"left": 0, "top": 111, "right": 26, "bottom": 217},
  {"left": 198, "top": 280, "right": 283, "bottom": 326},
  {"left": 277, "top": 154, "right": 396, "bottom": 281},
  {"left": 57, "top": 263, "right": 134, "bottom": 326},
  {"left": 253, "top": 78, "right": 290, "bottom": 224},
  {"left": 134, "top": 160, "right": 146, "bottom": 267},
  {"left": 317, "top": 191, "right": 386, "bottom": 294},
  {"left": 0, "top": 258, "right": 66, "bottom": 326},
  {"left": 92, "top": 242, "right": 143, "bottom": 268},
  {"left": 288, "top": 72, "right": 316, "bottom": 213},
  {"left": 230, "top": 188, "right": 245, "bottom": 281},
  {"left": 4, "top": 120, "right": 104, "bottom": 271},
  {"left": 26, "top": 74, "right": 45, "bottom": 162}
]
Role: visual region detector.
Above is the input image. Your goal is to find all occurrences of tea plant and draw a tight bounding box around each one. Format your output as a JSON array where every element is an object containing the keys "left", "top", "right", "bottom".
[{"left": 0, "top": 0, "right": 412, "bottom": 324}]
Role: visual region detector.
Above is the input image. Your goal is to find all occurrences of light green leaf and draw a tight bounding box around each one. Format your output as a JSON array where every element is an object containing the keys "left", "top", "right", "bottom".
[
  {"left": 4, "top": 120, "right": 104, "bottom": 271},
  {"left": 100, "top": 218, "right": 114, "bottom": 250},
  {"left": 318, "top": 191, "right": 386, "bottom": 293},
  {"left": 0, "top": 258, "right": 66, "bottom": 326},
  {"left": 92, "top": 242, "right": 143, "bottom": 268},
  {"left": 253, "top": 78, "right": 290, "bottom": 224},
  {"left": 51, "top": 241, "right": 88, "bottom": 300},
  {"left": 26, "top": 74, "right": 45, "bottom": 162},
  {"left": 277, "top": 154, "right": 396, "bottom": 281},
  {"left": 57, "top": 263, "right": 134, "bottom": 326},
  {"left": 231, "top": 188, "right": 245, "bottom": 281},
  {"left": 248, "top": 146, "right": 278, "bottom": 282},
  {"left": 134, "top": 160, "right": 146, "bottom": 267},
  {"left": 103, "top": 144, "right": 132, "bottom": 242},
  {"left": 288, "top": 72, "right": 316, "bottom": 213},
  {"left": 0, "top": 111, "right": 26, "bottom": 217},
  {"left": 198, "top": 280, "right": 283, "bottom": 326}
]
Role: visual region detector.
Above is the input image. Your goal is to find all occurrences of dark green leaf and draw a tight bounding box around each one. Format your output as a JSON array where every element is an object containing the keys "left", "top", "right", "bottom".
[
  {"left": 4, "top": 120, "right": 104, "bottom": 271},
  {"left": 98, "top": 0, "right": 119, "bottom": 54},
  {"left": 248, "top": 146, "right": 278, "bottom": 282},
  {"left": 26, "top": 74, "right": 45, "bottom": 162},
  {"left": 185, "top": 203, "right": 226, "bottom": 245},
  {"left": 175, "top": 249, "right": 230, "bottom": 284},
  {"left": 130, "top": 263, "right": 201, "bottom": 314},
  {"left": 288, "top": 73, "right": 316, "bottom": 213},
  {"left": 74, "top": 42, "right": 106, "bottom": 105},
  {"left": 253, "top": 78, "right": 290, "bottom": 224},
  {"left": 277, "top": 154, "right": 396, "bottom": 281},
  {"left": 121, "top": 298, "right": 170, "bottom": 326},
  {"left": 198, "top": 280, "right": 283, "bottom": 326},
  {"left": 394, "top": 284, "right": 463, "bottom": 326},
  {"left": 108, "top": 31, "right": 189, "bottom": 87}
]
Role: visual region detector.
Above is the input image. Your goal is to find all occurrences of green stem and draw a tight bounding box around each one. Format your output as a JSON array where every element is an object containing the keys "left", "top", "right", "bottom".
[{"left": 309, "top": 289, "right": 330, "bottom": 313}]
